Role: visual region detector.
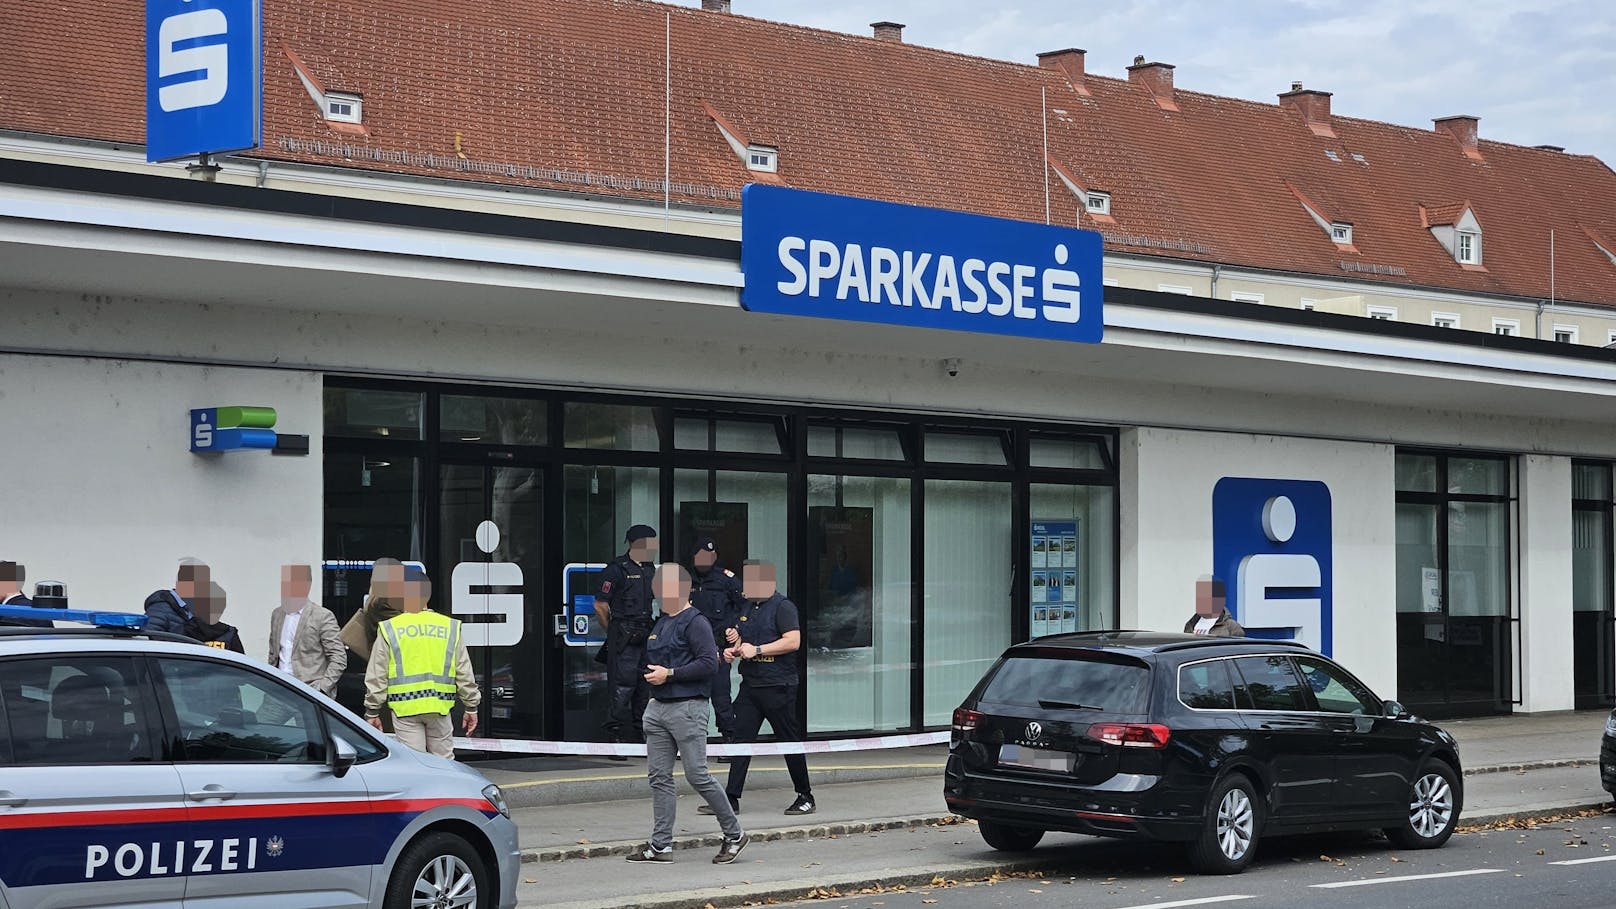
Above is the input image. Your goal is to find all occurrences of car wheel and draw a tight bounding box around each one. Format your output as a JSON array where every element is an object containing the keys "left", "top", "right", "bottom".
[
  {"left": 978, "top": 820, "right": 1045, "bottom": 852},
  {"left": 1188, "top": 773, "right": 1262, "bottom": 874},
  {"left": 386, "top": 831, "right": 487, "bottom": 909},
  {"left": 1384, "top": 759, "right": 1462, "bottom": 850}
]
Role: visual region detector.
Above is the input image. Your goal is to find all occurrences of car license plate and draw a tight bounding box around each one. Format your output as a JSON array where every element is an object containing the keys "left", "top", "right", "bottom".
[{"left": 999, "top": 744, "right": 1075, "bottom": 772}]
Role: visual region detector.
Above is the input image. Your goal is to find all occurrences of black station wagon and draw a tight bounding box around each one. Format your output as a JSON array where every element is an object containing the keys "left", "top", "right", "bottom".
[{"left": 944, "top": 632, "right": 1463, "bottom": 873}]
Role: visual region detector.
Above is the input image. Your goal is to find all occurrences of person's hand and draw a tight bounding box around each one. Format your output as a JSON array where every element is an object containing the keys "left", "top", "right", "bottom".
[
  {"left": 723, "top": 646, "right": 739, "bottom": 664},
  {"left": 463, "top": 711, "right": 479, "bottom": 735},
  {"left": 366, "top": 715, "right": 384, "bottom": 731},
  {"left": 645, "top": 665, "right": 671, "bottom": 686},
  {"left": 725, "top": 627, "right": 741, "bottom": 645}
]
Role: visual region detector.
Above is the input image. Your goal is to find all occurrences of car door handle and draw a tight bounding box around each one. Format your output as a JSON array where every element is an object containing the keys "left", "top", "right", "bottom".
[
  {"left": 187, "top": 786, "right": 237, "bottom": 802},
  {"left": 0, "top": 791, "right": 25, "bottom": 808}
]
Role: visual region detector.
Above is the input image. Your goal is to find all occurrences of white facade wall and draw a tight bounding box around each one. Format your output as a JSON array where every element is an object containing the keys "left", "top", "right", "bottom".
[
  {"left": 0, "top": 354, "right": 323, "bottom": 656},
  {"left": 1121, "top": 427, "right": 1399, "bottom": 697},
  {"left": 1519, "top": 455, "right": 1576, "bottom": 712}
]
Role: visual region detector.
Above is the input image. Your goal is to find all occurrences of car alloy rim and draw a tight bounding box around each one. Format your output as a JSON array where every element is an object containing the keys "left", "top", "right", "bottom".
[
  {"left": 1216, "top": 788, "right": 1254, "bottom": 861},
  {"left": 1409, "top": 772, "right": 1454, "bottom": 839},
  {"left": 414, "top": 854, "right": 477, "bottom": 909}
]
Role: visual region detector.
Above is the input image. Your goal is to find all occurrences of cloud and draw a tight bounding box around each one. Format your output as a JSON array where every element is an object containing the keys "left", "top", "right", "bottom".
[{"left": 679, "top": 0, "right": 1616, "bottom": 162}]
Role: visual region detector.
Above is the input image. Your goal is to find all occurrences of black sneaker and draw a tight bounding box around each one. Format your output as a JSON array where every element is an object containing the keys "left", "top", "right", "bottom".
[
  {"left": 698, "top": 796, "right": 740, "bottom": 816},
  {"left": 625, "top": 844, "right": 673, "bottom": 863},
  {"left": 712, "top": 833, "right": 750, "bottom": 864},
  {"left": 784, "top": 794, "right": 816, "bottom": 816}
]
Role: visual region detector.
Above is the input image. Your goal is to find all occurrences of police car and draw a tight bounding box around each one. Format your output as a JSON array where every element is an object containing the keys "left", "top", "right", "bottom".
[{"left": 0, "top": 605, "right": 520, "bottom": 909}]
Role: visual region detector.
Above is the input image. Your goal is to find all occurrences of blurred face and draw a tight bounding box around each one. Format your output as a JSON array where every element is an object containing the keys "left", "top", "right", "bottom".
[
  {"left": 404, "top": 579, "right": 431, "bottom": 611},
  {"left": 742, "top": 564, "right": 777, "bottom": 600},
  {"left": 1195, "top": 581, "right": 1224, "bottom": 617},
  {"left": 176, "top": 567, "right": 210, "bottom": 601},
  {"left": 630, "top": 536, "right": 659, "bottom": 562},
  {"left": 280, "top": 566, "right": 312, "bottom": 609},
  {"left": 371, "top": 562, "right": 405, "bottom": 601},
  {"left": 693, "top": 549, "right": 717, "bottom": 571},
  {"left": 653, "top": 566, "right": 692, "bottom": 606}
]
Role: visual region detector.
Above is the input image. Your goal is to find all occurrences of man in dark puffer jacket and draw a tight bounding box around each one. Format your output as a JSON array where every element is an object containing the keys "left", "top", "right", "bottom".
[{"left": 143, "top": 558, "right": 209, "bottom": 642}]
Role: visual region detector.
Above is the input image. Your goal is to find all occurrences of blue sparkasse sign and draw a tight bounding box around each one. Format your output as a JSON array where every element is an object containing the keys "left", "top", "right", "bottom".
[
  {"left": 740, "top": 185, "right": 1103, "bottom": 343},
  {"left": 146, "top": 0, "right": 262, "bottom": 163},
  {"left": 1212, "top": 477, "right": 1334, "bottom": 656}
]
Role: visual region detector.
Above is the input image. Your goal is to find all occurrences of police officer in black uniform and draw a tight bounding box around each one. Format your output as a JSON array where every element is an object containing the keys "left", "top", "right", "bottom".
[
  {"left": 704, "top": 559, "right": 816, "bottom": 817},
  {"left": 687, "top": 537, "right": 745, "bottom": 756},
  {"left": 596, "top": 525, "right": 658, "bottom": 752}
]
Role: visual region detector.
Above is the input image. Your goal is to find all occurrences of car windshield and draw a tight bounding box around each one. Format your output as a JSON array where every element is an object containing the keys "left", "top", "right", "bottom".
[{"left": 979, "top": 654, "right": 1150, "bottom": 714}]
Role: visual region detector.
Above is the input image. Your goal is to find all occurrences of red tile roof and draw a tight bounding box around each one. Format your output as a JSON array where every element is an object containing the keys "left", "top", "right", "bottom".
[{"left": 5, "top": 0, "right": 1616, "bottom": 309}]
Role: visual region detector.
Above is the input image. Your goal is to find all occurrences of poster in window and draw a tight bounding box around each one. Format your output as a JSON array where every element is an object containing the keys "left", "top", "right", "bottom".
[
  {"left": 1061, "top": 533, "right": 1078, "bottom": 568},
  {"left": 1031, "top": 519, "right": 1081, "bottom": 634},
  {"left": 677, "top": 501, "right": 750, "bottom": 570},
  {"left": 1031, "top": 535, "right": 1049, "bottom": 569},
  {"left": 808, "top": 505, "right": 874, "bottom": 650}
]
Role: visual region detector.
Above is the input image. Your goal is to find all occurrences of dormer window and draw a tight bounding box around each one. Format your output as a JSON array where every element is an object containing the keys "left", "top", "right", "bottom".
[
  {"left": 1456, "top": 230, "right": 1479, "bottom": 264},
  {"left": 1331, "top": 223, "right": 1352, "bottom": 244},
  {"left": 746, "top": 144, "right": 778, "bottom": 173},
  {"left": 325, "top": 93, "right": 362, "bottom": 124},
  {"left": 1085, "top": 191, "right": 1111, "bottom": 216}
]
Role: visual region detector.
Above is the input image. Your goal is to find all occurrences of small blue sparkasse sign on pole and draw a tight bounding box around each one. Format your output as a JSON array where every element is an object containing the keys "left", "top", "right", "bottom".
[
  {"left": 146, "top": 0, "right": 262, "bottom": 163},
  {"left": 740, "top": 185, "right": 1103, "bottom": 343}
]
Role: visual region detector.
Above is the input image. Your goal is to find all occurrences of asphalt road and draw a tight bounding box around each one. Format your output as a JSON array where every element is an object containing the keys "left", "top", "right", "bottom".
[{"left": 776, "top": 817, "right": 1616, "bottom": 909}]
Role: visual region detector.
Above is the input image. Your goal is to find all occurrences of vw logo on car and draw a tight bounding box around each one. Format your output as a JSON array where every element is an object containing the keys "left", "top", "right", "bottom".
[{"left": 1024, "top": 722, "right": 1043, "bottom": 743}]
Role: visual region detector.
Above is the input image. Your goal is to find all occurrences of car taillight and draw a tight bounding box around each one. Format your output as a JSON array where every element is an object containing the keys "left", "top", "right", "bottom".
[
  {"left": 1086, "top": 723, "right": 1171, "bottom": 749},
  {"left": 952, "top": 707, "right": 983, "bottom": 732}
]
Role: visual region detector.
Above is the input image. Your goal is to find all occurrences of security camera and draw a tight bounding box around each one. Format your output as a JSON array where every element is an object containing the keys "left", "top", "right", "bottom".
[{"left": 942, "top": 357, "right": 962, "bottom": 378}]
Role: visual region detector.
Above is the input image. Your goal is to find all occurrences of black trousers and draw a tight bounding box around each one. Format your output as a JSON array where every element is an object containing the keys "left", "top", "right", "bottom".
[
  {"left": 724, "top": 683, "right": 811, "bottom": 800},
  {"left": 709, "top": 656, "right": 736, "bottom": 738},
  {"left": 603, "top": 629, "right": 649, "bottom": 743}
]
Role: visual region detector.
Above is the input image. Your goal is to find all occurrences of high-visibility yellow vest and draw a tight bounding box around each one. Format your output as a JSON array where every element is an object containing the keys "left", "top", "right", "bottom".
[{"left": 380, "top": 610, "right": 460, "bottom": 717}]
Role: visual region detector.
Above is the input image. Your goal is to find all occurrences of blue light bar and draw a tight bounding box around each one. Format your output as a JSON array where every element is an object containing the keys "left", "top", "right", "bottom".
[{"left": 0, "top": 605, "right": 147, "bottom": 629}]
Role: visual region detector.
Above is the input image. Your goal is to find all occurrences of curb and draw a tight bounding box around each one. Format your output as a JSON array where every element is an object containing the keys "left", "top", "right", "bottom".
[
  {"left": 525, "top": 813, "right": 961, "bottom": 863},
  {"left": 1465, "top": 758, "right": 1596, "bottom": 777},
  {"left": 1459, "top": 800, "right": 1612, "bottom": 829},
  {"left": 540, "top": 857, "right": 1050, "bottom": 909}
]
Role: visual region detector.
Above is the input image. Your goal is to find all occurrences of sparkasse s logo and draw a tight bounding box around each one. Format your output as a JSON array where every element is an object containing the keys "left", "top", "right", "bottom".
[
  {"left": 145, "top": 0, "right": 262, "bottom": 162},
  {"left": 1211, "top": 478, "right": 1333, "bottom": 655}
]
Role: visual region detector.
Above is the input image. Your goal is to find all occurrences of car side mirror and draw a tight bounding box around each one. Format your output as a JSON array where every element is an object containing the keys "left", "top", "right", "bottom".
[
  {"left": 1382, "top": 699, "right": 1406, "bottom": 719},
  {"left": 330, "top": 735, "right": 358, "bottom": 779}
]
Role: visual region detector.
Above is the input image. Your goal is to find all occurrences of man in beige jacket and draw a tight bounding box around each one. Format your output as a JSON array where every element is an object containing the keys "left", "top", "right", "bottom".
[{"left": 268, "top": 564, "right": 347, "bottom": 695}]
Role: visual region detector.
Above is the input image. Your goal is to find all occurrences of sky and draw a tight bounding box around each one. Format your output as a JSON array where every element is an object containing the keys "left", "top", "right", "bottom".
[{"left": 671, "top": 0, "right": 1616, "bottom": 165}]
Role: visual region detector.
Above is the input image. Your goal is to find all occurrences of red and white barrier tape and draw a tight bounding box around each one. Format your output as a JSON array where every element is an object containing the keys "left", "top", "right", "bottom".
[{"left": 454, "top": 729, "right": 950, "bottom": 757}]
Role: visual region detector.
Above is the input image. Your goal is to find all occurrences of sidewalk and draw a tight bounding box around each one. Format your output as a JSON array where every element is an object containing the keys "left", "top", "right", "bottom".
[{"left": 494, "top": 710, "right": 1615, "bottom": 909}]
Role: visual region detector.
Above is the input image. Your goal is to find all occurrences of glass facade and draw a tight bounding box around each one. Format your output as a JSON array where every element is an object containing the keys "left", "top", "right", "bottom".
[
  {"left": 323, "top": 379, "right": 1119, "bottom": 740},
  {"left": 1393, "top": 450, "right": 1515, "bottom": 717},
  {"left": 1573, "top": 461, "right": 1615, "bottom": 708}
]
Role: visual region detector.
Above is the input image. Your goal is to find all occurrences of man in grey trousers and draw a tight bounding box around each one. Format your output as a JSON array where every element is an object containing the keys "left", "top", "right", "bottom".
[{"left": 626, "top": 563, "right": 749, "bottom": 864}]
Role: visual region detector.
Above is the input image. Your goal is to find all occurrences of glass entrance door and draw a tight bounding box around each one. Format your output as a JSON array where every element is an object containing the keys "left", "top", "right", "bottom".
[
  {"left": 1393, "top": 453, "right": 1514, "bottom": 718},
  {"left": 1574, "top": 462, "right": 1615, "bottom": 709},
  {"left": 440, "top": 463, "right": 545, "bottom": 738}
]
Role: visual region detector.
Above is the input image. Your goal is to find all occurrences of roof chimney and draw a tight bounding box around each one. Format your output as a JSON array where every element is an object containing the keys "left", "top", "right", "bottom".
[
  {"left": 701, "top": 0, "right": 731, "bottom": 12},
  {"left": 1037, "top": 48, "right": 1087, "bottom": 87},
  {"left": 871, "top": 21, "right": 904, "bottom": 42},
  {"left": 1127, "top": 57, "right": 1177, "bottom": 111},
  {"left": 1278, "top": 82, "right": 1335, "bottom": 138},
  {"left": 1434, "top": 115, "right": 1483, "bottom": 161}
]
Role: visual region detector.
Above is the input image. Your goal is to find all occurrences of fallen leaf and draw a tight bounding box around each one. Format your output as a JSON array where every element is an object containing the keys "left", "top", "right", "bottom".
[
  {"left": 921, "top": 901, "right": 938, "bottom": 905},
  {"left": 1171, "top": 877, "right": 1186, "bottom": 883},
  {"left": 576, "top": 838, "right": 591, "bottom": 845}
]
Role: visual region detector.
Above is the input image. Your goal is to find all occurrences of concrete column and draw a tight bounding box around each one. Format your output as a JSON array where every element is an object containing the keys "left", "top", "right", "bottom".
[{"left": 1517, "top": 454, "right": 1575, "bottom": 713}]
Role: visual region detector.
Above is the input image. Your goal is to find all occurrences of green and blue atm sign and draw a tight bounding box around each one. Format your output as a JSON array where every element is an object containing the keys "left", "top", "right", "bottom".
[{"left": 190, "top": 406, "right": 277, "bottom": 453}]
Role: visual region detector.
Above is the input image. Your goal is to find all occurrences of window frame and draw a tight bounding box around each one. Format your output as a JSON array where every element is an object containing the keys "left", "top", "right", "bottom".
[
  {"left": 1366, "top": 305, "right": 1398, "bottom": 321},
  {"left": 324, "top": 93, "right": 363, "bottom": 124},
  {"left": 1229, "top": 291, "right": 1265, "bottom": 305},
  {"left": 745, "top": 144, "right": 778, "bottom": 173},
  {"left": 0, "top": 653, "right": 164, "bottom": 766},
  {"left": 1492, "top": 317, "right": 1520, "bottom": 337},
  {"left": 1177, "top": 656, "right": 1241, "bottom": 712},
  {"left": 1085, "top": 191, "right": 1112, "bottom": 216},
  {"left": 1456, "top": 230, "right": 1479, "bottom": 264},
  {"left": 1157, "top": 283, "right": 1193, "bottom": 295},
  {"left": 1330, "top": 223, "right": 1353, "bottom": 244},
  {"left": 150, "top": 655, "right": 331, "bottom": 766},
  {"left": 1431, "top": 312, "right": 1460, "bottom": 329},
  {"left": 1552, "top": 324, "right": 1579, "bottom": 344}
]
